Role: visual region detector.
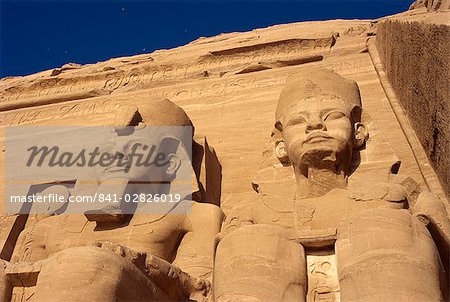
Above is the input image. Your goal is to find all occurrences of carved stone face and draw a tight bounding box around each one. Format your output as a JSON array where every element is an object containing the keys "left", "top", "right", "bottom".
[
  {"left": 277, "top": 98, "right": 354, "bottom": 167},
  {"left": 95, "top": 134, "right": 163, "bottom": 183}
]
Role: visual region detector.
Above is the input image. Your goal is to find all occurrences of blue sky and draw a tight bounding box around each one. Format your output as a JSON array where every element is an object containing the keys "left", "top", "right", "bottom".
[{"left": 1, "top": 0, "right": 412, "bottom": 77}]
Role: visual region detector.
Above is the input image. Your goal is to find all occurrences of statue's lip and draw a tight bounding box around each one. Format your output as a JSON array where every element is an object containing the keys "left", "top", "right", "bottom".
[{"left": 305, "top": 132, "right": 333, "bottom": 142}]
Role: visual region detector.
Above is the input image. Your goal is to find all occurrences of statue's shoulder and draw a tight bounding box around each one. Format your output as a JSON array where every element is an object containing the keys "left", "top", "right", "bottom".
[
  {"left": 251, "top": 165, "right": 297, "bottom": 213},
  {"left": 177, "top": 200, "right": 223, "bottom": 225},
  {"left": 180, "top": 201, "right": 224, "bottom": 233},
  {"left": 190, "top": 201, "right": 223, "bottom": 218}
]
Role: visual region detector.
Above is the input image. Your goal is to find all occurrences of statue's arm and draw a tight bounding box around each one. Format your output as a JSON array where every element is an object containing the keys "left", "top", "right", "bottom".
[
  {"left": 174, "top": 202, "right": 224, "bottom": 281},
  {"left": 410, "top": 191, "right": 450, "bottom": 272},
  {"left": 163, "top": 202, "right": 222, "bottom": 301},
  {"left": 401, "top": 178, "right": 450, "bottom": 270}
]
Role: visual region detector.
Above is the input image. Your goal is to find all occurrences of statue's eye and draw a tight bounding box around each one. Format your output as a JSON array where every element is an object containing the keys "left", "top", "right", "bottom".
[
  {"left": 324, "top": 111, "right": 345, "bottom": 121},
  {"left": 286, "top": 116, "right": 307, "bottom": 126}
]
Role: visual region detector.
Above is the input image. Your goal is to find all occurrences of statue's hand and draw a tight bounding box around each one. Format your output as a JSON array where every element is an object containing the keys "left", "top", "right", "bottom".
[
  {"left": 146, "top": 255, "right": 211, "bottom": 301},
  {"left": 93, "top": 241, "right": 147, "bottom": 272},
  {"left": 411, "top": 191, "right": 450, "bottom": 276},
  {"left": 188, "top": 277, "right": 211, "bottom": 302},
  {"left": 411, "top": 191, "right": 450, "bottom": 225},
  {"left": 351, "top": 181, "right": 407, "bottom": 202},
  {"left": 166, "top": 263, "right": 182, "bottom": 279},
  {"left": 94, "top": 241, "right": 138, "bottom": 258}
]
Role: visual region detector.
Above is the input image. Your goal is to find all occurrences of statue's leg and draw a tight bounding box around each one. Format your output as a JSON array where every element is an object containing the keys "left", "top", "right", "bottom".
[
  {"left": 213, "top": 224, "right": 307, "bottom": 302},
  {"left": 33, "top": 246, "right": 172, "bottom": 302},
  {"left": 336, "top": 208, "right": 445, "bottom": 302}
]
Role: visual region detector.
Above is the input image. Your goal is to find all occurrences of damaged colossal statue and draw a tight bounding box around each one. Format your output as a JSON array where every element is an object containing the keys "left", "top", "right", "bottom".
[
  {"left": 0, "top": 99, "right": 224, "bottom": 302},
  {"left": 213, "top": 68, "right": 450, "bottom": 302}
]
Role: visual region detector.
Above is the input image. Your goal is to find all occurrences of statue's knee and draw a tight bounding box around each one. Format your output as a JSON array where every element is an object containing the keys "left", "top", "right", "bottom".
[
  {"left": 337, "top": 208, "right": 433, "bottom": 255},
  {"left": 336, "top": 207, "right": 439, "bottom": 271},
  {"left": 36, "top": 246, "right": 147, "bottom": 302},
  {"left": 54, "top": 245, "right": 116, "bottom": 262},
  {"left": 339, "top": 208, "right": 412, "bottom": 232},
  {"left": 214, "top": 225, "right": 306, "bottom": 301},
  {"left": 336, "top": 209, "right": 443, "bottom": 302},
  {"left": 42, "top": 246, "right": 126, "bottom": 278},
  {"left": 217, "top": 224, "right": 301, "bottom": 261}
]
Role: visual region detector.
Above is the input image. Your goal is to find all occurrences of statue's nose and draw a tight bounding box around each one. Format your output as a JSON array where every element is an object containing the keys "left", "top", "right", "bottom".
[{"left": 306, "top": 118, "right": 327, "bottom": 133}]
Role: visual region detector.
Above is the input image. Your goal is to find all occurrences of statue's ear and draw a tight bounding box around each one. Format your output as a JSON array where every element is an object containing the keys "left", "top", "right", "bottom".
[
  {"left": 272, "top": 121, "right": 290, "bottom": 165},
  {"left": 157, "top": 137, "right": 181, "bottom": 180},
  {"left": 353, "top": 122, "right": 369, "bottom": 149},
  {"left": 275, "top": 141, "right": 291, "bottom": 165},
  {"left": 164, "top": 153, "right": 181, "bottom": 179}
]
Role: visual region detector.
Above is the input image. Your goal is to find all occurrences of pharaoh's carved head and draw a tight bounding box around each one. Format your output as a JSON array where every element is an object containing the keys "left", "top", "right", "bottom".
[
  {"left": 274, "top": 68, "right": 368, "bottom": 172},
  {"left": 95, "top": 99, "right": 193, "bottom": 184}
]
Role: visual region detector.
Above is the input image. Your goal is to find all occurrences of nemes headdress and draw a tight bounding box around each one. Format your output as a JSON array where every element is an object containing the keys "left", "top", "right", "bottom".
[
  {"left": 112, "top": 98, "right": 194, "bottom": 186},
  {"left": 114, "top": 98, "right": 194, "bottom": 143},
  {"left": 276, "top": 67, "right": 362, "bottom": 121}
]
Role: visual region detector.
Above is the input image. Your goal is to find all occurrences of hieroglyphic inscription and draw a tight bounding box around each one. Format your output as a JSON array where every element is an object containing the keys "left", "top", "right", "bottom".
[
  {"left": 0, "top": 99, "right": 121, "bottom": 126},
  {"left": 1, "top": 37, "right": 334, "bottom": 107},
  {"left": 0, "top": 70, "right": 294, "bottom": 126},
  {"left": 208, "top": 38, "right": 333, "bottom": 58},
  {"left": 326, "top": 57, "right": 366, "bottom": 74}
]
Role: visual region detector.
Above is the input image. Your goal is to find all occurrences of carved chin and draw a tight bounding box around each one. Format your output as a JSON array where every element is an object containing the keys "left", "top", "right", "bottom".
[
  {"left": 286, "top": 137, "right": 352, "bottom": 166},
  {"left": 298, "top": 148, "right": 337, "bottom": 166}
]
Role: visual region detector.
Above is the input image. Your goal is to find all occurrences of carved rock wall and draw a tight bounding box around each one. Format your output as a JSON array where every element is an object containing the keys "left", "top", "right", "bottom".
[
  {"left": 376, "top": 9, "right": 450, "bottom": 197},
  {"left": 1, "top": 14, "right": 448, "bottom": 211},
  {"left": 409, "top": 0, "right": 450, "bottom": 11},
  {"left": 0, "top": 10, "right": 448, "bottom": 264},
  {"left": 1, "top": 8, "right": 450, "bottom": 302}
]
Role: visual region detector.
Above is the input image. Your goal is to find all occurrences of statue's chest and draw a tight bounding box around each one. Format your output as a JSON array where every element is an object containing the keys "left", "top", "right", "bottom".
[
  {"left": 294, "top": 189, "right": 356, "bottom": 232},
  {"left": 253, "top": 201, "right": 295, "bottom": 230},
  {"left": 254, "top": 189, "right": 399, "bottom": 232}
]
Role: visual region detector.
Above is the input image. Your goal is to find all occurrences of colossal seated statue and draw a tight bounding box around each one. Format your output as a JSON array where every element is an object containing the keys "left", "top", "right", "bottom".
[
  {"left": 213, "top": 68, "right": 450, "bottom": 302},
  {"left": 1, "top": 99, "right": 224, "bottom": 302}
]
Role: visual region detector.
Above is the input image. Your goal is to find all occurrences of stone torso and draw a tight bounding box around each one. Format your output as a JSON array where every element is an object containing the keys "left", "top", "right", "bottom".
[
  {"left": 252, "top": 186, "right": 406, "bottom": 235},
  {"left": 44, "top": 211, "right": 187, "bottom": 262}
]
